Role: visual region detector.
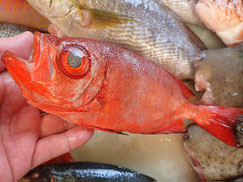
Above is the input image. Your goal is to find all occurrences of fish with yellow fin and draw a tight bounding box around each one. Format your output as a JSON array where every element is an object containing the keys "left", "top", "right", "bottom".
[{"left": 26, "top": 0, "right": 206, "bottom": 80}]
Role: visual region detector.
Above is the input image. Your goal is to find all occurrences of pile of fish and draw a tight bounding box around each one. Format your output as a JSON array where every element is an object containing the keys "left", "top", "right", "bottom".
[
  {"left": 26, "top": 0, "right": 206, "bottom": 80},
  {"left": 0, "top": 0, "right": 242, "bottom": 181},
  {"left": 25, "top": 0, "right": 243, "bottom": 108}
]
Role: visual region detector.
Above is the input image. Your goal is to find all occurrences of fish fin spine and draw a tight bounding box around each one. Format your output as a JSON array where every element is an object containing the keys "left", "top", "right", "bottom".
[
  {"left": 195, "top": 105, "right": 243, "bottom": 147},
  {"left": 156, "top": 119, "right": 185, "bottom": 134}
]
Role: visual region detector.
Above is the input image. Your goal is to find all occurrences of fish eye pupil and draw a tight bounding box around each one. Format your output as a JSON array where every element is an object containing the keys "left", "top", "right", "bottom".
[{"left": 67, "top": 52, "right": 82, "bottom": 68}]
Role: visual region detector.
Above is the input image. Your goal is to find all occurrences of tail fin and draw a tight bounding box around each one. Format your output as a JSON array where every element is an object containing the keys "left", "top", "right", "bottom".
[{"left": 196, "top": 105, "right": 243, "bottom": 147}]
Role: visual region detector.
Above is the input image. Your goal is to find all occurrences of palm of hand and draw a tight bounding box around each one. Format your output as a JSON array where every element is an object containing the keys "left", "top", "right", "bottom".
[{"left": 0, "top": 33, "right": 93, "bottom": 181}]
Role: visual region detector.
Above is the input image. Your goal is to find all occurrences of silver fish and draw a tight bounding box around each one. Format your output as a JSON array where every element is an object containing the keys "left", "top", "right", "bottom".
[
  {"left": 194, "top": 44, "right": 243, "bottom": 108},
  {"left": 26, "top": 0, "right": 206, "bottom": 79},
  {"left": 0, "top": 23, "right": 35, "bottom": 38},
  {"left": 184, "top": 124, "right": 243, "bottom": 181}
]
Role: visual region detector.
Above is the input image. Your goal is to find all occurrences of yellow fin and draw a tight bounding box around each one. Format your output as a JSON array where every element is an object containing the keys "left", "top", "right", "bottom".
[{"left": 77, "top": 8, "right": 137, "bottom": 28}]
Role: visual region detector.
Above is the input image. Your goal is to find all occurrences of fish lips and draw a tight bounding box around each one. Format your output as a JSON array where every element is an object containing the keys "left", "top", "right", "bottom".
[
  {"left": 2, "top": 32, "right": 56, "bottom": 84},
  {"left": 1, "top": 32, "right": 58, "bottom": 109}
]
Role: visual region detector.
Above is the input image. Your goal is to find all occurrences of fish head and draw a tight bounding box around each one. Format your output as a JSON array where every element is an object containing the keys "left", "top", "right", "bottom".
[
  {"left": 27, "top": 0, "right": 91, "bottom": 30},
  {"left": 1, "top": 32, "right": 107, "bottom": 114}
]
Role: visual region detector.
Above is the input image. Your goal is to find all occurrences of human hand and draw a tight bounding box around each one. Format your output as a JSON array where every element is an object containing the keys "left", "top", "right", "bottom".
[{"left": 0, "top": 32, "right": 94, "bottom": 182}]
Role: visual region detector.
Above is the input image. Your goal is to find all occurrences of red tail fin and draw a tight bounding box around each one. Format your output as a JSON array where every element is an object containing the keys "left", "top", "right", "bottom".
[{"left": 196, "top": 105, "right": 243, "bottom": 147}]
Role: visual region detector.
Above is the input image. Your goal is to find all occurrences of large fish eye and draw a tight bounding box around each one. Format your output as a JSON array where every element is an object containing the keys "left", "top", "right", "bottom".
[{"left": 58, "top": 45, "right": 90, "bottom": 79}]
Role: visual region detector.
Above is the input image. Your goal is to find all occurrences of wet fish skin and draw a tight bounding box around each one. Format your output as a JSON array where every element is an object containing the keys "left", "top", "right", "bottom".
[
  {"left": 0, "top": 23, "right": 35, "bottom": 38},
  {"left": 19, "top": 162, "right": 156, "bottom": 182},
  {"left": 184, "top": 124, "right": 243, "bottom": 181},
  {"left": 159, "top": 0, "right": 203, "bottom": 26},
  {"left": 194, "top": 44, "right": 243, "bottom": 108},
  {"left": 27, "top": 0, "right": 206, "bottom": 79}
]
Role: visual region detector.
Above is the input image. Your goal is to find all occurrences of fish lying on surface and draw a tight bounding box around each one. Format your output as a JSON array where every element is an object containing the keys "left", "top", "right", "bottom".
[
  {"left": 195, "top": 0, "right": 243, "bottom": 46},
  {"left": 2, "top": 32, "right": 243, "bottom": 147},
  {"left": 159, "top": 0, "right": 203, "bottom": 26},
  {"left": 0, "top": 0, "right": 50, "bottom": 31},
  {"left": 26, "top": 0, "right": 206, "bottom": 80},
  {"left": 194, "top": 44, "right": 243, "bottom": 108},
  {"left": 19, "top": 162, "right": 156, "bottom": 182},
  {"left": 0, "top": 23, "right": 36, "bottom": 38},
  {"left": 184, "top": 124, "right": 243, "bottom": 181}
]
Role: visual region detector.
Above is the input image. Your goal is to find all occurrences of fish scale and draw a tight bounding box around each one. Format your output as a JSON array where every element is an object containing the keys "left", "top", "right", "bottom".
[{"left": 27, "top": 0, "right": 206, "bottom": 79}]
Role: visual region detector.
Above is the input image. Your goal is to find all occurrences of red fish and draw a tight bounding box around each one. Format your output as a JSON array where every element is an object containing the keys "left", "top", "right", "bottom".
[
  {"left": 0, "top": 0, "right": 50, "bottom": 30},
  {"left": 2, "top": 32, "right": 243, "bottom": 147}
]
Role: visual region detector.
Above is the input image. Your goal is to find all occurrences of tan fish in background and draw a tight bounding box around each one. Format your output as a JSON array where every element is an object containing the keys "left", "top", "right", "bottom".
[
  {"left": 159, "top": 0, "right": 203, "bottom": 26},
  {"left": 184, "top": 124, "right": 243, "bottom": 181},
  {"left": 195, "top": 0, "right": 243, "bottom": 46},
  {"left": 194, "top": 44, "right": 243, "bottom": 108},
  {"left": 26, "top": 0, "right": 206, "bottom": 79}
]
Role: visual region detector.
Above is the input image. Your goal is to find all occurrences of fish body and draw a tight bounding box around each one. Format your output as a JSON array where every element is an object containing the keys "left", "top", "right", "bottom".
[
  {"left": 194, "top": 44, "right": 243, "bottom": 108},
  {"left": 19, "top": 162, "right": 156, "bottom": 182},
  {"left": 2, "top": 32, "right": 243, "bottom": 147},
  {"left": 184, "top": 124, "right": 243, "bottom": 181},
  {"left": 0, "top": 0, "right": 50, "bottom": 30},
  {"left": 195, "top": 0, "right": 243, "bottom": 46},
  {"left": 26, "top": 0, "right": 206, "bottom": 79},
  {"left": 0, "top": 23, "right": 35, "bottom": 38},
  {"left": 159, "top": 0, "right": 203, "bottom": 26}
]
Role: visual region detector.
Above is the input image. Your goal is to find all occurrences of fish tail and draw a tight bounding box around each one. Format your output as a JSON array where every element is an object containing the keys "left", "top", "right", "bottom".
[{"left": 194, "top": 105, "right": 243, "bottom": 147}]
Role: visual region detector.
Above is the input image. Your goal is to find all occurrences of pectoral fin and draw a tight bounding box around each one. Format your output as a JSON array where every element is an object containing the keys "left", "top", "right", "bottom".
[{"left": 77, "top": 8, "right": 137, "bottom": 28}]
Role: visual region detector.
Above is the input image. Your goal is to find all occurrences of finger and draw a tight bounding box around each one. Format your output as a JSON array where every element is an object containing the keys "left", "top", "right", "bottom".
[
  {"left": 0, "top": 72, "right": 28, "bottom": 120},
  {"left": 0, "top": 31, "right": 33, "bottom": 72},
  {"left": 31, "top": 126, "right": 94, "bottom": 168},
  {"left": 40, "top": 114, "right": 77, "bottom": 138}
]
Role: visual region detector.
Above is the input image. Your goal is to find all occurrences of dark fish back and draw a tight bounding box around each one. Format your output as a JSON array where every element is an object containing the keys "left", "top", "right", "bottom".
[{"left": 19, "top": 162, "right": 156, "bottom": 182}]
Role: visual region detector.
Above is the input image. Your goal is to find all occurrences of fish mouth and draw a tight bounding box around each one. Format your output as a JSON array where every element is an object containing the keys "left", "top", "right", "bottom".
[
  {"left": 2, "top": 32, "right": 56, "bottom": 84},
  {"left": 1, "top": 32, "right": 56, "bottom": 102},
  {"left": 31, "top": 32, "right": 56, "bottom": 82}
]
